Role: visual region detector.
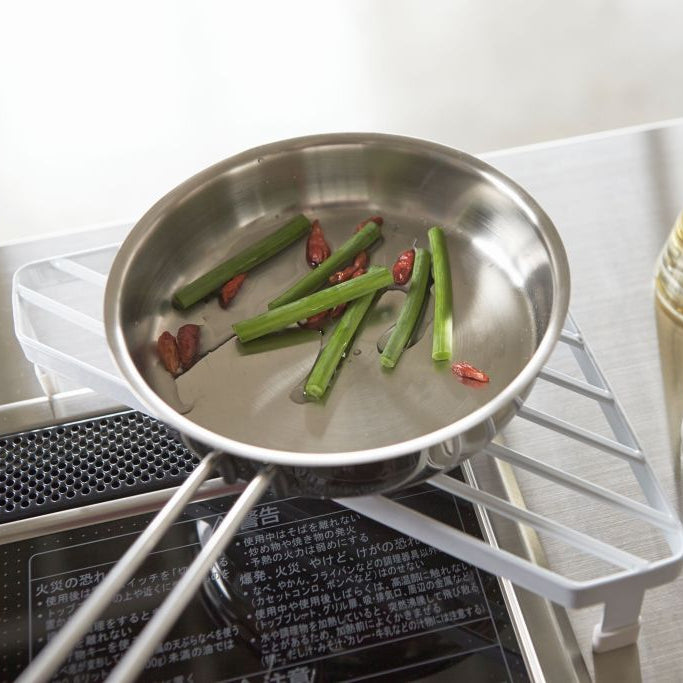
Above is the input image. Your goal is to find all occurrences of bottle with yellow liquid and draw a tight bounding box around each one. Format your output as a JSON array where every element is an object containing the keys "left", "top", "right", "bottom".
[{"left": 655, "top": 210, "right": 683, "bottom": 461}]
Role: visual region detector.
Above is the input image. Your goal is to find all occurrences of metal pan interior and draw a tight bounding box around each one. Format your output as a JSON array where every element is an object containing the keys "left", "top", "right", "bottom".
[{"left": 105, "top": 134, "right": 569, "bottom": 465}]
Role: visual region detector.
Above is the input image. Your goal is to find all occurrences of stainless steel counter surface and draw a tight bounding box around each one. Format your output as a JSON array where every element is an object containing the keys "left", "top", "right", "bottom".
[{"left": 3, "top": 120, "right": 683, "bottom": 681}]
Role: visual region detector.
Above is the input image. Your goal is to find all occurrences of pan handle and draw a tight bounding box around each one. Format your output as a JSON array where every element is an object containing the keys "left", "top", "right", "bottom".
[
  {"left": 17, "top": 450, "right": 224, "bottom": 683},
  {"left": 17, "top": 453, "right": 274, "bottom": 683},
  {"left": 107, "top": 465, "right": 276, "bottom": 683}
]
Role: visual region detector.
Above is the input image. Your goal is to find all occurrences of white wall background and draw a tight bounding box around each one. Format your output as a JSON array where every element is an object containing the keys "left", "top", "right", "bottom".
[{"left": 1, "top": 0, "right": 682, "bottom": 244}]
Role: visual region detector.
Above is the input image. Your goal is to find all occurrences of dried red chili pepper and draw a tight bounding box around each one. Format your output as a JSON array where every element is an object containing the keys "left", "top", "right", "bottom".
[
  {"left": 329, "top": 261, "right": 368, "bottom": 285},
  {"left": 328, "top": 265, "right": 357, "bottom": 285},
  {"left": 354, "top": 215, "right": 384, "bottom": 232},
  {"left": 157, "top": 331, "right": 181, "bottom": 376},
  {"left": 177, "top": 324, "right": 201, "bottom": 370},
  {"left": 219, "top": 272, "right": 247, "bottom": 308},
  {"left": 353, "top": 250, "right": 368, "bottom": 270},
  {"left": 306, "top": 219, "right": 331, "bottom": 267},
  {"left": 298, "top": 310, "right": 330, "bottom": 330},
  {"left": 451, "top": 362, "right": 490, "bottom": 384},
  {"left": 330, "top": 303, "right": 347, "bottom": 318},
  {"left": 392, "top": 248, "right": 415, "bottom": 285}
]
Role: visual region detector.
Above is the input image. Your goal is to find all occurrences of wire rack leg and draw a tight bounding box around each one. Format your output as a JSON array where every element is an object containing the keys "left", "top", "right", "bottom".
[{"left": 592, "top": 590, "right": 644, "bottom": 652}]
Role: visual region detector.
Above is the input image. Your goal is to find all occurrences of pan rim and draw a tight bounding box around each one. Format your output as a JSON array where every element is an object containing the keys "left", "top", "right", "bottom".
[{"left": 104, "top": 131, "right": 570, "bottom": 467}]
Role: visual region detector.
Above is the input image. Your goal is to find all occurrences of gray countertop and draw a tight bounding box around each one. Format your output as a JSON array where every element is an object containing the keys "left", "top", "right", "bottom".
[{"left": 2, "top": 121, "right": 683, "bottom": 681}]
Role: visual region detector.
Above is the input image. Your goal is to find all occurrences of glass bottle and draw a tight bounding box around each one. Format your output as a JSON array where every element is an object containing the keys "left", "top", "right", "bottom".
[{"left": 655, "top": 210, "right": 683, "bottom": 461}]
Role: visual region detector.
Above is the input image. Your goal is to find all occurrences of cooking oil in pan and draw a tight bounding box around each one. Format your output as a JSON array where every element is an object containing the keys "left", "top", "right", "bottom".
[{"left": 654, "top": 210, "right": 683, "bottom": 462}]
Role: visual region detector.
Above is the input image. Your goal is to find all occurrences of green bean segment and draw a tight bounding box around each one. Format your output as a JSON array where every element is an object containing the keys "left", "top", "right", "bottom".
[
  {"left": 173, "top": 214, "right": 311, "bottom": 310},
  {"left": 305, "top": 293, "right": 376, "bottom": 400},
  {"left": 268, "top": 221, "right": 382, "bottom": 309},
  {"left": 380, "top": 248, "right": 431, "bottom": 368},
  {"left": 233, "top": 266, "right": 392, "bottom": 342},
  {"left": 428, "top": 226, "right": 453, "bottom": 361}
]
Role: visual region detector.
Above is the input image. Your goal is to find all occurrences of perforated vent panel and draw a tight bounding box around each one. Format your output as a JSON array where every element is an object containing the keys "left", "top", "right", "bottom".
[{"left": 0, "top": 411, "right": 201, "bottom": 523}]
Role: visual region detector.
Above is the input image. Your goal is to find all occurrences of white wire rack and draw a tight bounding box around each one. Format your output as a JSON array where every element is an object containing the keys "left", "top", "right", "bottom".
[
  {"left": 11, "top": 240, "right": 683, "bottom": 657},
  {"left": 340, "top": 312, "right": 683, "bottom": 652}
]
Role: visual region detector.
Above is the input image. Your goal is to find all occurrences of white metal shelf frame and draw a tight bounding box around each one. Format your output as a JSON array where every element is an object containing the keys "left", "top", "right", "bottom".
[{"left": 11, "top": 242, "right": 683, "bottom": 654}]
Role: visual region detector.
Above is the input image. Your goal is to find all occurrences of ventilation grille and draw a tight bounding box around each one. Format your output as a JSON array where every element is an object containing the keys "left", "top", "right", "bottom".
[{"left": 0, "top": 411, "right": 201, "bottom": 523}]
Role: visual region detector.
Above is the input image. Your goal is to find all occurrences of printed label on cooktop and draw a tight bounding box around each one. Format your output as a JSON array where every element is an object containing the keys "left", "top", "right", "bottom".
[{"left": 6, "top": 485, "right": 531, "bottom": 682}]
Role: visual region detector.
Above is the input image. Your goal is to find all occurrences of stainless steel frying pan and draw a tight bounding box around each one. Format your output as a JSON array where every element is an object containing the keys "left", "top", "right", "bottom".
[
  {"left": 21, "top": 133, "right": 570, "bottom": 682},
  {"left": 104, "top": 132, "right": 569, "bottom": 493}
]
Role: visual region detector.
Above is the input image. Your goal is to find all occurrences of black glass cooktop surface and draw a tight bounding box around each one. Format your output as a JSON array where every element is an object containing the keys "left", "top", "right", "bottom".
[{"left": 0, "top": 412, "right": 532, "bottom": 682}]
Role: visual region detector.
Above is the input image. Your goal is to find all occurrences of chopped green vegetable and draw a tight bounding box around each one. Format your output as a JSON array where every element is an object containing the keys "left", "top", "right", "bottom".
[
  {"left": 173, "top": 214, "right": 311, "bottom": 310},
  {"left": 428, "top": 226, "right": 453, "bottom": 361},
  {"left": 305, "top": 293, "right": 376, "bottom": 400},
  {"left": 380, "top": 248, "right": 431, "bottom": 368},
  {"left": 233, "top": 266, "right": 392, "bottom": 342},
  {"left": 236, "top": 328, "right": 321, "bottom": 356},
  {"left": 268, "top": 221, "right": 382, "bottom": 309}
]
